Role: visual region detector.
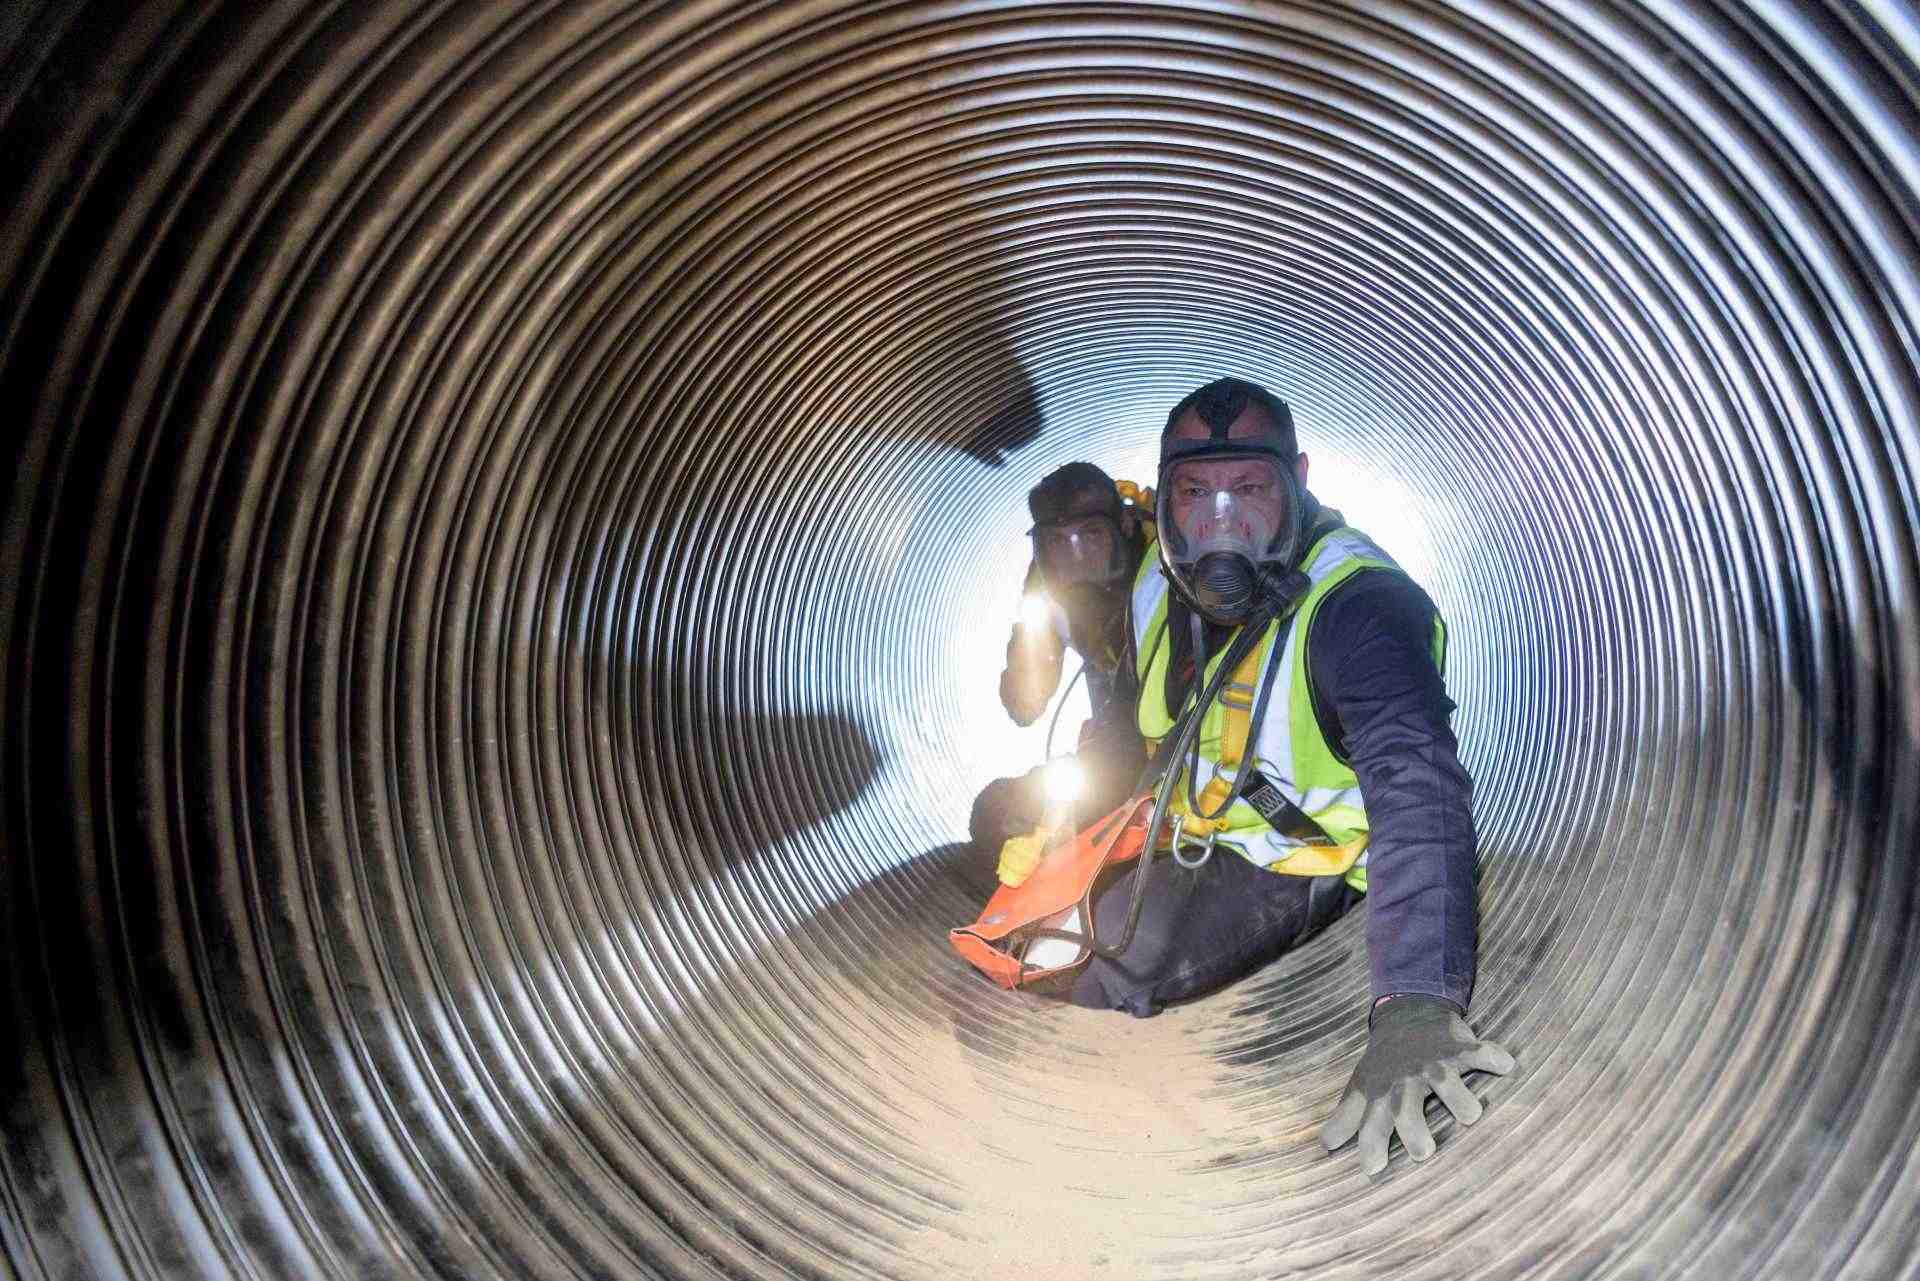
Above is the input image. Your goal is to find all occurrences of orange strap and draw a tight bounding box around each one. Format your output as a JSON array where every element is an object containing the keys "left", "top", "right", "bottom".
[{"left": 948, "top": 795, "right": 1153, "bottom": 989}]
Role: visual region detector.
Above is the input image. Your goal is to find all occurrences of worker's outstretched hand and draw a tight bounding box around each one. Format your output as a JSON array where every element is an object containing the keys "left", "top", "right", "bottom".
[{"left": 1319, "top": 996, "right": 1513, "bottom": 1175}]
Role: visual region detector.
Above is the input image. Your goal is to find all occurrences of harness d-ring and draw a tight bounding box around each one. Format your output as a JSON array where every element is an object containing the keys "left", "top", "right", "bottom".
[{"left": 1170, "top": 813, "right": 1217, "bottom": 869}]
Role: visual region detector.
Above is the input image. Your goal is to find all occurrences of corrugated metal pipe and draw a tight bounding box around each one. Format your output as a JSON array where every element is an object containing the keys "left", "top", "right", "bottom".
[{"left": 3, "top": 2, "right": 1916, "bottom": 1277}]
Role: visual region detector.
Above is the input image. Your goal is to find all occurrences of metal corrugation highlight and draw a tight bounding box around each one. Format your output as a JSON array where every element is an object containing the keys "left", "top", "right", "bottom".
[{"left": 3, "top": 2, "right": 1916, "bottom": 1278}]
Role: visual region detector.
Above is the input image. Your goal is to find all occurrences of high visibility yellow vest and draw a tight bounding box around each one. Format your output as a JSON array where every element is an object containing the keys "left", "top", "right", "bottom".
[{"left": 1131, "top": 526, "right": 1446, "bottom": 891}]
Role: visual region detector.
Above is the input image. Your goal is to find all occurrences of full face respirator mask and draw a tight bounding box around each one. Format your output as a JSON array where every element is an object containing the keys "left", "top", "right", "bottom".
[
  {"left": 1154, "top": 382, "right": 1310, "bottom": 624},
  {"left": 1026, "top": 462, "right": 1144, "bottom": 625}
]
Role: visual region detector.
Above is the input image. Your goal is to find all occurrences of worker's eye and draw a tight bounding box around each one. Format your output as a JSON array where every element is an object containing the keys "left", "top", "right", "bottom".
[{"left": 1235, "top": 483, "right": 1267, "bottom": 497}]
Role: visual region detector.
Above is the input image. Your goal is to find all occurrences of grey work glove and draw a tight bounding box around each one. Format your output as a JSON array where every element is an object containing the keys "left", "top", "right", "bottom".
[{"left": 1320, "top": 996, "right": 1515, "bottom": 1175}]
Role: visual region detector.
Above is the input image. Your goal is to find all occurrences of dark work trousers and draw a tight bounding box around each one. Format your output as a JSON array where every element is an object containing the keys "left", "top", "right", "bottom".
[{"left": 1054, "top": 851, "right": 1361, "bottom": 1018}]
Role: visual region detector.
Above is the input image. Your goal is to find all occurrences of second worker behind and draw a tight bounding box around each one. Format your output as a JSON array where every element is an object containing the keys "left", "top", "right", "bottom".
[{"left": 969, "top": 463, "right": 1151, "bottom": 865}]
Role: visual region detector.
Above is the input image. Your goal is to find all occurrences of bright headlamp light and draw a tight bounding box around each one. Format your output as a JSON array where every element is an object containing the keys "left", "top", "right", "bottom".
[{"left": 1042, "top": 756, "right": 1086, "bottom": 808}]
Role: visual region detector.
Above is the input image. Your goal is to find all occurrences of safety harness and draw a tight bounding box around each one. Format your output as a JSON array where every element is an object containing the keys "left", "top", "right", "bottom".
[{"left": 949, "top": 574, "right": 1331, "bottom": 989}]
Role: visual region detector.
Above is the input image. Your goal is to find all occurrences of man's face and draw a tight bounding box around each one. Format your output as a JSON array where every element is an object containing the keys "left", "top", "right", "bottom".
[
  {"left": 1166, "top": 457, "right": 1289, "bottom": 546},
  {"left": 1035, "top": 513, "right": 1118, "bottom": 585}
]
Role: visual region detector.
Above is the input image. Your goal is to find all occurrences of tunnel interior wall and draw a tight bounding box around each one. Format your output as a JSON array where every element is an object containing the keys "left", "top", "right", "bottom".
[{"left": 3, "top": 2, "right": 1917, "bottom": 1279}]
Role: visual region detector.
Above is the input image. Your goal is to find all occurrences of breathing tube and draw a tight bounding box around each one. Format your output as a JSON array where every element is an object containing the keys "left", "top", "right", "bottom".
[{"left": 1183, "top": 566, "right": 1309, "bottom": 823}]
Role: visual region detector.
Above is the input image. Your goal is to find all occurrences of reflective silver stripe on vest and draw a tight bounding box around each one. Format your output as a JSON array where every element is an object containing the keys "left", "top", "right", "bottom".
[{"left": 1131, "top": 564, "right": 1168, "bottom": 666}]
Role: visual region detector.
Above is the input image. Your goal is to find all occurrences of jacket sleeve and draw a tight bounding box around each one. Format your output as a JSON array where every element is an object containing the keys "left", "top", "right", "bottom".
[{"left": 1308, "top": 570, "right": 1478, "bottom": 1012}]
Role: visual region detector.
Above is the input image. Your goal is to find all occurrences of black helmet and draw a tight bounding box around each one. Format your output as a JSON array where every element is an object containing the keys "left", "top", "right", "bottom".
[
  {"left": 1027, "top": 462, "right": 1121, "bottom": 529},
  {"left": 1158, "top": 377, "right": 1297, "bottom": 472}
]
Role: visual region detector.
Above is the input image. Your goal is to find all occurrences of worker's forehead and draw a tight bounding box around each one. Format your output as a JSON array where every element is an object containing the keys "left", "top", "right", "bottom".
[
  {"left": 1169, "top": 456, "right": 1281, "bottom": 485},
  {"left": 1037, "top": 513, "right": 1112, "bottom": 535}
]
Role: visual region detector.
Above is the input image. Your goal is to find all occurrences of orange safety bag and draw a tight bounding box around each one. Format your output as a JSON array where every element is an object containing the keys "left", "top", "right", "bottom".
[{"left": 947, "top": 794, "right": 1155, "bottom": 989}]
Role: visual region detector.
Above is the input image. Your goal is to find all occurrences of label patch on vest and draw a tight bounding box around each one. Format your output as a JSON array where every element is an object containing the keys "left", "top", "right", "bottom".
[{"left": 1239, "top": 768, "right": 1334, "bottom": 845}]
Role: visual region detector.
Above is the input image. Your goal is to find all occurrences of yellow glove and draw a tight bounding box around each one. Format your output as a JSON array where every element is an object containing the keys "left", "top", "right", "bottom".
[{"left": 996, "top": 829, "right": 1051, "bottom": 887}]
